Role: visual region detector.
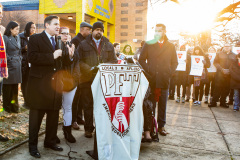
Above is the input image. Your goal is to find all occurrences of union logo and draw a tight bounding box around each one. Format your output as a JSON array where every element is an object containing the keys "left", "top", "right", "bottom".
[
  {"left": 209, "top": 55, "right": 212, "bottom": 60},
  {"left": 100, "top": 65, "right": 141, "bottom": 137},
  {"left": 178, "top": 53, "right": 183, "bottom": 59},
  {"left": 195, "top": 58, "right": 200, "bottom": 63}
]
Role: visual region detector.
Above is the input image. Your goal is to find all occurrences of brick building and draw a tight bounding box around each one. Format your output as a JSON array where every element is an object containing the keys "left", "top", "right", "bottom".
[{"left": 115, "top": 0, "right": 148, "bottom": 52}]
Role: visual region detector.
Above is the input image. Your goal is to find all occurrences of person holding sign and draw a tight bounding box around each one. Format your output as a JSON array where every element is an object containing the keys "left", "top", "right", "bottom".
[
  {"left": 175, "top": 49, "right": 188, "bottom": 103},
  {"left": 209, "top": 43, "right": 236, "bottom": 108},
  {"left": 187, "top": 46, "right": 210, "bottom": 105},
  {"left": 230, "top": 53, "right": 240, "bottom": 111},
  {"left": 204, "top": 46, "right": 217, "bottom": 104}
]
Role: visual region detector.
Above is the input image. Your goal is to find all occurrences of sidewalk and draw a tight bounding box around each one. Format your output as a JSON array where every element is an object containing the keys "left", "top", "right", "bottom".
[{"left": 1, "top": 100, "right": 239, "bottom": 160}]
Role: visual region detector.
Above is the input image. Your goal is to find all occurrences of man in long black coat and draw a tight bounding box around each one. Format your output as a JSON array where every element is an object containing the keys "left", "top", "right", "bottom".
[
  {"left": 209, "top": 43, "right": 236, "bottom": 108},
  {"left": 139, "top": 23, "right": 178, "bottom": 136},
  {"left": 27, "top": 15, "right": 64, "bottom": 158}
]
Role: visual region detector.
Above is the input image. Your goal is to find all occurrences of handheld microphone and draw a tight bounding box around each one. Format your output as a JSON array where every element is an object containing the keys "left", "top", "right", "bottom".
[{"left": 57, "top": 36, "right": 62, "bottom": 50}]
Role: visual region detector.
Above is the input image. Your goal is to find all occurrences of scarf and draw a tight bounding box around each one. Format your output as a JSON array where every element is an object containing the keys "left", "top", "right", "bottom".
[{"left": 0, "top": 33, "right": 7, "bottom": 78}]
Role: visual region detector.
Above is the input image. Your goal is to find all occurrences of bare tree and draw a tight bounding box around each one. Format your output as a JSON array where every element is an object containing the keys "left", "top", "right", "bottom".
[{"left": 2, "top": 10, "right": 28, "bottom": 33}]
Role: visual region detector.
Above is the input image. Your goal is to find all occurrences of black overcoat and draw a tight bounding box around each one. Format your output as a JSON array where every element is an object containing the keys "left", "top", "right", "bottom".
[
  {"left": 27, "top": 31, "right": 62, "bottom": 110},
  {"left": 139, "top": 36, "right": 178, "bottom": 89}
]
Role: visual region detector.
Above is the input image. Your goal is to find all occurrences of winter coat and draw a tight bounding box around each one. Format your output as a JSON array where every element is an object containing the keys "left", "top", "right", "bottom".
[
  {"left": 61, "top": 42, "right": 80, "bottom": 92},
  {"left": 27, "top": 31, "right": 62, "bottom": 110},
  {"left": 139, "top": 36, "right": 178, "bottom": 89},
  {"left": 3, "top": 35, "right": 22, "bottom": 84},
  {"left": 71, "top": 33, "right": 85, "bottom": 49},
  {"left": 77, "top": 34, "right": 118, "bottom": 87},
  {"left": 214, "top": 51, "right": 236, "bottom": 81},
  {"left": 230, "top": 60, "right": 240, "bottom": 89},
  {"left": 19, "top": 32, "right": 30, "bottom": 75}
]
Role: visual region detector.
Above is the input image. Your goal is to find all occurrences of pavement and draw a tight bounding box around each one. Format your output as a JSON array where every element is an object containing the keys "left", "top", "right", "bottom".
[{"left": 0, "top": 100, "right": 240, "bottom": 160}]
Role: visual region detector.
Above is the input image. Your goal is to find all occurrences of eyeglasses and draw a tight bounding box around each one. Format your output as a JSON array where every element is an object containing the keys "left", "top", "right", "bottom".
[{"left": 61, "top": 32, "right": 69, "bottom": 36}]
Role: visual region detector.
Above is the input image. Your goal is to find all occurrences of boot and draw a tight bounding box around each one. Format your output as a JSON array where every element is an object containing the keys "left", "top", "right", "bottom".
[{"left": 63, "top": 126, "right": 76, "bottom": 143}]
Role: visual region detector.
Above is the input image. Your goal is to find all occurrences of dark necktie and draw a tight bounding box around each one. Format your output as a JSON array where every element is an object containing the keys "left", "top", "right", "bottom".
[{"left": 50, "top": 36, "right": 56, "bottom": 50}]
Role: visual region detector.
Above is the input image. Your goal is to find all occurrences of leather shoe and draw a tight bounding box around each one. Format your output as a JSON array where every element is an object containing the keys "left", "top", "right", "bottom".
[
  {"left": 77, "top": 119, "right": 85, "bottom": 125},
  {"left": 72, "top": 122, "right": 80, "bottom": 130},
  {"left": 158, "top": 127, "right": 169, "bottom": 136},
  {"left": 29, "top": 149, "right": 41, "bottom": 158},
  {"left": 44, "top": 144, "right": 63, "bottom": 151},
  {"left": 208, "top": 102, "right": 217, "bottom": 107},
  {"left": 85, "top": 131, "right": 93, "bottom": 138}
]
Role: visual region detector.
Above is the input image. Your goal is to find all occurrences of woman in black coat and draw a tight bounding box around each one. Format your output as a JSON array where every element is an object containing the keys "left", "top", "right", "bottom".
[
  {"left": 2, "top": 21, "right": 22, "bottom": 113},
  {"left": 59, "top": 27, "right": 80, "bottom": 143},
  {"left": 187, "top": 46, "right": 210, "bottom": 106},
  {"left": 19, "top": 22, "right": 36, "bottom": 108}
]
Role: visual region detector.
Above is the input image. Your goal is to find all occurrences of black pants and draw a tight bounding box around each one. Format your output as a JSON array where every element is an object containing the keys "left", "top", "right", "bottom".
[
  {"left": 204, "top": 74, "right": 215, "bottom": 97},
  {"left": 177, "top": 84, "right": 186, "bottom": 98},
  {"left": 21, "top": 67, "right": 29, "bottom": 105},
  {"left": 169, "top": 77, "right": 175, "bottom": 97},
  {"left": 29, "top": 109, "right": 59, "bottom": 150},
  {"left": 195, "top": 82, "right": 204, "bottom": 101},
  {"left": 212, "top": 75, "right": 230, "bottom": 104},
  {"left": 143, "top": 87, "right": 153, "bottom": 132},
  {"left": 72, "top": 85, "right": 84, "bottom": 123},
  {"left": 2, "top": 84, "right": 19, "bottom": 112},
  {"left": 229, "top": 89, "right": 234, "bottom": 101},
  {"left": 81, "top": 87, "right": 94, "bottom": 132}
]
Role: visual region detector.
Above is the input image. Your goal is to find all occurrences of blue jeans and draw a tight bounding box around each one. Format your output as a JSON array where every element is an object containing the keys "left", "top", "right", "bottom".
[{"left": 234, "top": 89, "right": 240, "bottom": 110}]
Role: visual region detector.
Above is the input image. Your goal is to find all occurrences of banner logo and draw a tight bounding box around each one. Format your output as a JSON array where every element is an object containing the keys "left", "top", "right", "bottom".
[
  {"left": 209, "top": 55, "right": 212, "bottom": 60},
  {"left": 100, "top": 65, "right": 141, "bottom": 137},
  {"left": 178, "top": 53, "right": 183, "bottom": 59},
  {"left": 195, "top": 58, "right": 200, "bottom": 63}
]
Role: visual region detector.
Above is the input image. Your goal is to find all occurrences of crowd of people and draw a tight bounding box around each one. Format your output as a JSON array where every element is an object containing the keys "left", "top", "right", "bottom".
[
  {"left": 0, "top": 2, "right": 239, "bottom": 159},
  {"left": 169, "top": 43, "right": 239, "bottom": 110}
]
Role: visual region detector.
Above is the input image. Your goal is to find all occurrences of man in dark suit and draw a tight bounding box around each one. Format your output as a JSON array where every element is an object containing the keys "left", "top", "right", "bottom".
[
  {"left": 139, "top": 23, "right": 178, "bottom": 136},
  {"left": 27, "top": 15, "right": 63, "bottom": 158},
  {"left": 71, "top": 22, "right": 92, "bottom": 130}
]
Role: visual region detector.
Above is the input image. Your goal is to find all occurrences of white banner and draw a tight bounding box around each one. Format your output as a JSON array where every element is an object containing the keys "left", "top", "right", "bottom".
[
  {"left": 176, "top": 51, "right": 187, "bottom": 71},
  {"left": 91, "top": 64, "right": 149, "bottom": 160},
  {"left": 232, "top": 47, "right": 240, "bottom": 55},
  {"left": 207, "top": 53, "right": 216, "bottom": 73},
  {"left": 189, "top": 56, "right": 204, "bottom": 76}
]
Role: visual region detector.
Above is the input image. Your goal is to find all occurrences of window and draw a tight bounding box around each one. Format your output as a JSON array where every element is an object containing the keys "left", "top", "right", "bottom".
[
  {"left": 121, "top": 3, "right": 128, "bottom": 7},
  {"left": 121, "top": 25, "right": 128, "bottom": 29},
  {"left": 136, "top": 2, "right": 143, "bottom": 6},
  {"left": 121, "top": 10, "right": 128, "bottom": 14},
  {"left": 135, "top": 10, "right": 142, "bottom": 14},
  {"left": 135, "top": 32, "right": 142, "bottom": 36},
  {"left": 121, "top": 32, "right": 128, "bottom": 36},
  {"left": 120, "top": 40, "right": 127, "bottom": 43},
  {"left": 135, "top": 25, "right": 142, "bottom": 29},
  {"left": 135, "top": 17, "right": 143, "bottom": 21},
  {"left": 121, "top": 18, "right": 128, "bottom": 22}
]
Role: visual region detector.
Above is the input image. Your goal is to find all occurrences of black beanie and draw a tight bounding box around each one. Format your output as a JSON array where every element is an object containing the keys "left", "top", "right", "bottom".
[{"left": 92, "top": 22, "right": 104, "bottom": 32}]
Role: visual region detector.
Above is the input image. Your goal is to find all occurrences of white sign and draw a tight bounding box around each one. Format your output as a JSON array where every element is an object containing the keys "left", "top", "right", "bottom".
[
  {"left": 207, "top": 53, "right": 216, "bottom": 73},
  {"left": 232, "top": 47, "right": 240, "bottom": 55},
  {"left": 189, "top": 56, "right": 204, "bottom": 76},
  {"left": 91, "top": 64, "right": 149, "bottom": 160},
  {"left": 176, "top": 51, "right": 187, "bottom": 71}
]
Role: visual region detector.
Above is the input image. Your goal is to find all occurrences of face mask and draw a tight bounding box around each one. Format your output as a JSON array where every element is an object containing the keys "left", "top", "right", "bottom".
[{"left": 154, "top": 32, "right": 162, "bottom": 41}]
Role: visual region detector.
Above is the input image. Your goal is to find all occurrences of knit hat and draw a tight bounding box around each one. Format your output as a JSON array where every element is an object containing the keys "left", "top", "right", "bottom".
[{"left": 92, "top": 22, "right": 104, "bottom": 32}]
